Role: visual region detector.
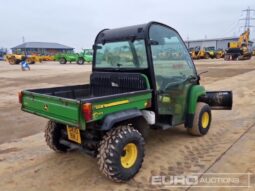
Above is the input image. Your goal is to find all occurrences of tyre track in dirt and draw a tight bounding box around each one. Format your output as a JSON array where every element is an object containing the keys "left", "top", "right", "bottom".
[{"left": 186, "top": 122, "right": 255, "bottom": 191}]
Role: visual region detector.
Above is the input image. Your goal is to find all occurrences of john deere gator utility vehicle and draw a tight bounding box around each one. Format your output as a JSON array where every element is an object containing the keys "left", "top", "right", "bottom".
[{"left": 19, "top": 22, "right": 232, "bottom": 182}]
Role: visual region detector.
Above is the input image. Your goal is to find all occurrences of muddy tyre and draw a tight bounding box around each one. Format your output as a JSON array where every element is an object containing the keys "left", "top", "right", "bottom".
[
  {"left": 59, "top": 58, "right": 67, "bottom": 64},
  {"left": 97, "top": 125, "right": 145, "bottom": 182},
  {"left": 188, "top": 102, "right": 211, "bottom": 136},
  {"left": 45, "top": 121, "right": 68, "bottom": 152}
]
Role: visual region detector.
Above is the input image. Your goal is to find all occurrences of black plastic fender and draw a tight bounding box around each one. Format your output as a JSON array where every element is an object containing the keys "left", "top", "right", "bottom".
[{"left": 100, "top": 109, "right": 143, "bottom": 131}]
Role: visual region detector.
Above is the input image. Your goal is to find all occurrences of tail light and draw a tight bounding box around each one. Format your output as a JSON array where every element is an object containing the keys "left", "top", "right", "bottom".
[
  {"left": 82, "top": 103, "right": 92, "bottom": 121},
  {"left": 146, "top": 99, "right": 152, "bottom": 108},
  {"left": 18, "top": 92, "right": 23, "bottom": 104}
]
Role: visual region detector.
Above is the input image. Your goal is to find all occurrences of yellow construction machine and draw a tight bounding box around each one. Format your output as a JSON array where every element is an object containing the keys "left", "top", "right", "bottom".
[
  {"left": 5, "top": 54, "right": 25, "bottom": 65},
  {"left": 224, "top": 29, "right": 252, "bottom": 60},
  {"left": 189, "top": 46, "right": 209, "bottom": 59},
  {"left": 5, "top": 54, "right": 41, "bottom": 65},
  {"left": 5, "top": 54, "right": 55, "bottom": 65}
]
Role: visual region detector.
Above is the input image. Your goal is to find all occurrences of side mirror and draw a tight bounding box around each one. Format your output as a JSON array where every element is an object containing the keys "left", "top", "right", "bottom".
[{"left": 198, "top": 71, "right": 208, "bottom": 76}]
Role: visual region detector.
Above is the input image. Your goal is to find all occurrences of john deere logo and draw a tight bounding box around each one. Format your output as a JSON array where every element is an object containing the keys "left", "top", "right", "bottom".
[{"left": 43, "top": 104, "right": 48, "bottom": 111}]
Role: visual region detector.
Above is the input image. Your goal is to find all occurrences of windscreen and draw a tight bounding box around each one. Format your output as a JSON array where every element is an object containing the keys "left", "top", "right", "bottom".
[{"left": 95, "top": 40, "right": 148, "bottom": 69}]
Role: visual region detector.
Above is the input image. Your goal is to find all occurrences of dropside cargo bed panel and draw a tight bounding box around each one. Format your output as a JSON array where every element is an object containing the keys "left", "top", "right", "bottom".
[{"left": 22, "top": 91, "right": 81, "bottom": 127}]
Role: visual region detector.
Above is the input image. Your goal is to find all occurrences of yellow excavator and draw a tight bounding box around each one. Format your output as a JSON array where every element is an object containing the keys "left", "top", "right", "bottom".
[{"left": 224, "top": 29, "right": 252, "bottom": 60}]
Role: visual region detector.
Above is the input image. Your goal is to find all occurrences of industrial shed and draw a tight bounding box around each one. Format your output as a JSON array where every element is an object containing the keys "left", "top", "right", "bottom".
[
  {"left": 185, "top": 37, "right": 253, "bottom": 50},
  {"left": 11, "top": 42, "right": 74, "bottom": 55}
]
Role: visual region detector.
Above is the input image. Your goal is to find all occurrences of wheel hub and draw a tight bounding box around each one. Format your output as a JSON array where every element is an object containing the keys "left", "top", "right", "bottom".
[
  {"left": 121, "top": 143, "right": 138, "bottom": 168},
  {"left": 201, "top": 112, "right": 209, "bottom": 128}
]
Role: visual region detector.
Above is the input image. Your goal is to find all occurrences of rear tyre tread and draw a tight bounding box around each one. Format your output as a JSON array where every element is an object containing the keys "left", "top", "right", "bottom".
[
  {"left": 97, "top": 125, "right": 144, "bottom": 182},
  {"left": 45, "top": 121, "right": 68, "bottom": 153}
]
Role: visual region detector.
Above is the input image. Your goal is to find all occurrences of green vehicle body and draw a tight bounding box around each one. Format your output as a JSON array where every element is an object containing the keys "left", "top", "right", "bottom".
[
  {"left": 54, "top": 49, "right": 93, "bottom": 64},
  {"left": 21, "top": 88, "right": 152, "bottom": 130},
  {"left": 20, "top": 21, "right": 232, "bottom": 182},
  {"left": 21, "top": 82, "right": 205, "bottom": 131}
]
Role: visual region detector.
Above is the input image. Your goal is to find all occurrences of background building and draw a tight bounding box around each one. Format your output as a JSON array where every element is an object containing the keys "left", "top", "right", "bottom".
[
  {"left": 11, "top": 42, "right": 74, "bottom": 55},
  {"left": 185, "top": 37, "right": 254, "bottom": 50}
]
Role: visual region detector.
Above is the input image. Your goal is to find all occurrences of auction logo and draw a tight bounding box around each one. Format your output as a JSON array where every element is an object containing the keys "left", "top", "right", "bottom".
[{"left": 151, "top": 173, "right": 251, "bottom": 188}]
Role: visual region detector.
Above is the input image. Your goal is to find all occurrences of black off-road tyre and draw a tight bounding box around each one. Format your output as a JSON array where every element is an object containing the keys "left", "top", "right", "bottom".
[
  {"left": 224, "top": 54, "right": 230, "bottom": 61},
  {"left": 188, "top": 102, "right": 211, "bottom": 136},
  {"left": 26, "top": 59, "right": 35, "bottom": 65},
  {"left": 205, "top": 53, "right": 210, "bottom": 59},
  {"left": 97, "top": 125, "right": 145, "bottom": 182},
  {"left": 8, "top": 57, "right": 17, "bottom": 65},
  {"left": 215, "top": 53, "right": 221, "bottom": 59},
  {"left": 45, "top": 121, "right": 68, "bottom": 153},
  {"left": 59, "top": 58, "right": 67, "bottom": 64},
  {"left": 77, "top": 58, "right": 84, "bottom": 65}
]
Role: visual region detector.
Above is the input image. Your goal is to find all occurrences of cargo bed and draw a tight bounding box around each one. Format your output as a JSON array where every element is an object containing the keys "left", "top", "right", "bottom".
[{"left": 21, "top": 72, "right": 152, "bottom": 130}]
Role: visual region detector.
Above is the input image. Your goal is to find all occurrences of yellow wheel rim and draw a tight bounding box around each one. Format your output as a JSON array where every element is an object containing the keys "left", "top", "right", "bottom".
[
  {"left": 121, "top": 143, "right": 138, "bottom": 168},
  {"left": 201, "top": 112, "right": 209, "bottom": 129}
]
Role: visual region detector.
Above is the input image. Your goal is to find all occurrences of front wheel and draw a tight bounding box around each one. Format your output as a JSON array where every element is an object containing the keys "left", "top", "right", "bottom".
[
  {"left": 215, "top": 53, "right": 221, "bottom": 59},
  {"left": 188, "top": 102, "right": 211, "bottom": 136},
  {"left": 205, "top": 53, "right": 210, "bottom": 59},
  {"left": 59, "top": 58, "right": 67, "bottom": 64},
  {"left": 77, "top": 58, "right": 84, "bottom": 65},
  {"left": 97, "top": 125, "right": 145, "bottom": 182},
  {"left": 8, "top": 56, "right": 17, "bottom": 65}
]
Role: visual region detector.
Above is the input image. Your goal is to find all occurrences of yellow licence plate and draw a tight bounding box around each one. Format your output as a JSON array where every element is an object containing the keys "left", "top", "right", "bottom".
[{"left": 66, "top": 126, "right": 81, "bottom": 144}]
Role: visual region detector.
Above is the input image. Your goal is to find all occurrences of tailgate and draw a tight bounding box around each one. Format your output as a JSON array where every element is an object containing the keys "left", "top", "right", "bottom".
[{"left": 21, "top": 91, "right": 81, "bottom": 126}]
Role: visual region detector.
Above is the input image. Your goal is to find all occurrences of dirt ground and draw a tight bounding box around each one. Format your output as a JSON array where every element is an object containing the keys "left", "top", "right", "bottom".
[{"left": 0, "top": 58, "right": 255, "bottom": 190}]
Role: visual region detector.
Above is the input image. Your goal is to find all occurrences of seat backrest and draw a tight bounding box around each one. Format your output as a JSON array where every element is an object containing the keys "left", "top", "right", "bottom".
[{"left": 90, "top": 72, "right": 148, "bottom": 96}]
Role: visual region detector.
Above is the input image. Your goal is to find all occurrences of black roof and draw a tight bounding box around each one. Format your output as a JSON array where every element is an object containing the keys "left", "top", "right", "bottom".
[
  {"left": 94, "top": 21, "right": 181, "bottom": 44},
  {"left": 95, "top": 23, "right": 148, "bottom": 44},
  {"left": 12, "top": 42, "right": 74, "bottom": 50}
]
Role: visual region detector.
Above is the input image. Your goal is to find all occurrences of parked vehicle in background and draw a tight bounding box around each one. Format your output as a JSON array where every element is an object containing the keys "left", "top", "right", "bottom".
[
  {"left": 54, "top": 49, "right": 93, "bottom": 65},
  {"left": 204, "top": 47, "right": 225, "bottom": 59},
  {"left": 189, "top": 46, "right": 209, "bottom": 59},
  {"left": 224, "top": 29, "right": 252, "bottom": 60},
  {"left": 5, "top": 54, "right": 41, "bottom": 65},
  {"left": 216, "top": 48, "right": 225, "bottom": 58}
]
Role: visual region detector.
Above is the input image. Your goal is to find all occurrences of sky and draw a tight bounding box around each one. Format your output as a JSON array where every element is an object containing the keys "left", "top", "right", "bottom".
[{"left": 0, "top": 0, "right": 255, "bottom": 51}]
